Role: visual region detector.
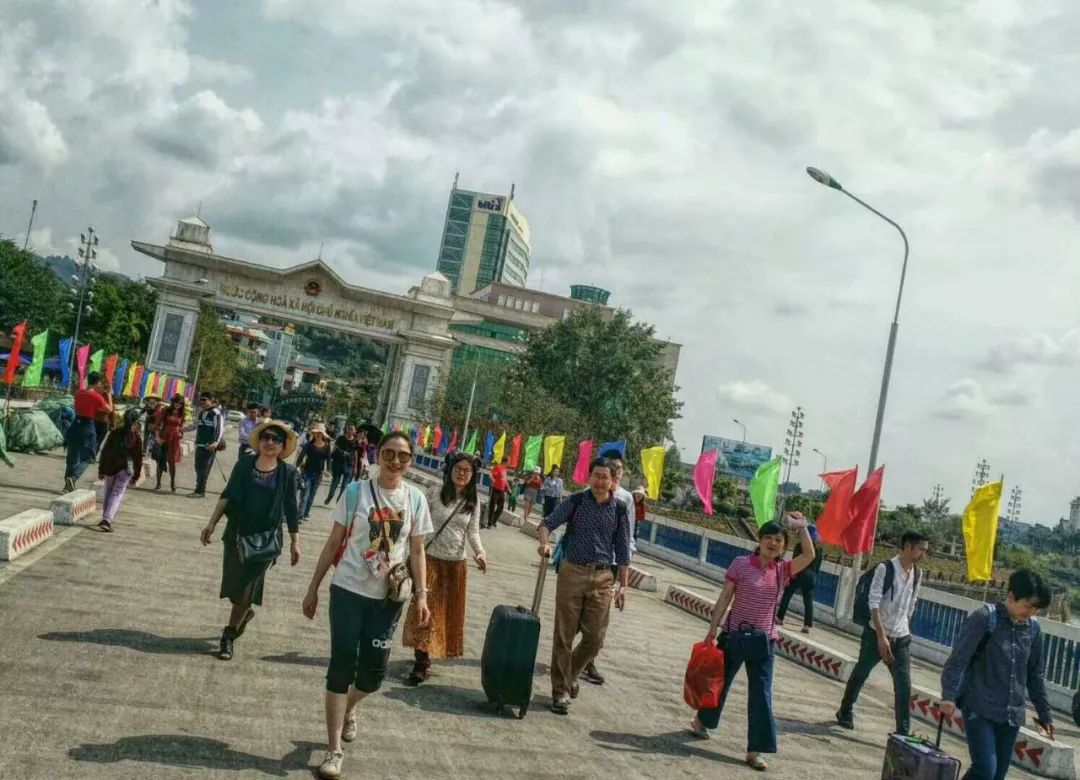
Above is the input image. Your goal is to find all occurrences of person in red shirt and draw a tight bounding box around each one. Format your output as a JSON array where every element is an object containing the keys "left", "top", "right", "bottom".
[
  {"left": 64, "top": 372, "right": 112, "bottom": 492},
  {"left": 486, "top": 456, "right": 510, "bottom": 528}
]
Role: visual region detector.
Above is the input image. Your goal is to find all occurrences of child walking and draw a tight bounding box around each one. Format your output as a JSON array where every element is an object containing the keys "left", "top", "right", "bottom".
[{"left": 96, "top": 409, "right": 144, "bottom": 532}]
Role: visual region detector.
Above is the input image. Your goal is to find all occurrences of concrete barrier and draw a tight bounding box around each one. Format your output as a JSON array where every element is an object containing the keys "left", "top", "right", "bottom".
[
  {"left": 519, "top": 519, "right": 541, "bottom": 540},
  {"left": 665, "top": 585, "right": 857, "bottom": 681},
  {"left": 0, "top": 509, "right": 55, "bottom": 561},
  {"left": 51, "top": 489, "right": 97, "bottom": 525},
  {"left": 627, "top": 565, "right": 658, "bottom": 592},
  {"left": 908, "top": 685, "right": 1075, "bottom": 779}
]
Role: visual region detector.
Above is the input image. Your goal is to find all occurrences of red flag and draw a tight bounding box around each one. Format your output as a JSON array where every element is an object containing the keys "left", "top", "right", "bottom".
[
  {"left": 509, "top": 433, "right": 523, "bottom": 468},
  {"left": 815, "top": 468, "right": 858, "bottom": 546},
  {"left": 130, "top": 365, "right": 144, "bottom": 397},
  {"left": 104, "top": 354, "right": 119, "bottom": 385},
  {"left": 447, "top": 429, "right": 458, "bottom": 451},
  {"left": 841, "top": 466, "right": 885, "bottom": 555},
  {"left": 4, "top": 321, "right": 26, "bottom": 384},
  {"left": 432, "top": 425, "right": 443, "bottom": 452},
  {"left": 75, "top": 343, "right": 91, "bottom": 389}
]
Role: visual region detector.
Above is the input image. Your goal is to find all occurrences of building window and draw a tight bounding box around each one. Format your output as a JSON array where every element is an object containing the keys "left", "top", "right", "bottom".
[
  {"left": 514, "top": 298, "right": 524, "bottom": 310},
  {"left": 530, "top": 301, "right": 540, "bottom": 313},
  {"left": 497, "top": 295, "right": 506, "bottom": 306},
  {"left": 408, "top": 364, "right": 431, "bottom": 409}
]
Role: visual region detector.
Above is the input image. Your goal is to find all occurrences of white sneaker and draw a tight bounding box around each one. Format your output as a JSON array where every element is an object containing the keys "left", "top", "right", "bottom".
[
  {"left": 318, "top": 750, "right": 344, "bottom": 779},
  {"left": 342, "top": 707, "right": 358, "bottom": 742}
]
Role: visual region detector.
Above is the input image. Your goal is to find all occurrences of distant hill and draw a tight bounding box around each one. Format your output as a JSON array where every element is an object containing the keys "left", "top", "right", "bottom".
[{"left": 36, "top": 254, "right": 131, "bottom": 286}]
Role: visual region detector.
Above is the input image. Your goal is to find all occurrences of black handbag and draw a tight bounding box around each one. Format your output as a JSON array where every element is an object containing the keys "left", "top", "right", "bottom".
[
  {"left": 720, "top": 561, "right": 783, "bottom": 663},
  {"left": 236, "top": 526, "right": 283, "bottom": 565}
]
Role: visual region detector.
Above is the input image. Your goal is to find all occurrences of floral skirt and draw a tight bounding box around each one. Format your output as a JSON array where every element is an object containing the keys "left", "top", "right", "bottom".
[{"left": 402, "top": 557, "right": 467, "bottom": 659}]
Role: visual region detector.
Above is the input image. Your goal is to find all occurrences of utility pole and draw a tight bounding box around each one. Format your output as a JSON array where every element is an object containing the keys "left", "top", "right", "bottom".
[
  {"left": 777, "top": 406, "right": 805, "bottom": 517},
  {"left": 1006, "top": 485, "right": 1023, "bottom": 523},
  {"left": 931, "top": 482, "right": 944, "bottom": 503}
]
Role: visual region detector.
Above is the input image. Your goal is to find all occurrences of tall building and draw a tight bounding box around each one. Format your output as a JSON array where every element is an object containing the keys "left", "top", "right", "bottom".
[{"left": 435, "top": 178, "right": 531, "bottom": 294}]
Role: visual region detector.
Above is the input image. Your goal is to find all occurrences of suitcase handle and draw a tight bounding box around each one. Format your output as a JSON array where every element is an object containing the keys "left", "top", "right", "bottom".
[
  {"left": 531, "top": 553, "right": 549, "bottom": 616},
  {"left": 935, "top": 712, "right": 944, "bottom": 748}
]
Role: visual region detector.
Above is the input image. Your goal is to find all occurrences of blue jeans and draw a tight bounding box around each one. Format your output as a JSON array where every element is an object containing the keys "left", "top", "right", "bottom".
[
  {"left": 962, "top": 710, "right": 1019, "bottom": 780},
  {"left": 325, "top": 469, "right": 352, "bottom": 504},
  {"left": 64, "top": 417, "right": 98, "bottom": 482},
  {"left": 299, "top": 471, "right": 323, "bottom": 519},
  {"left": 697, "top": 640, "right": 777, "bottom": 753}
]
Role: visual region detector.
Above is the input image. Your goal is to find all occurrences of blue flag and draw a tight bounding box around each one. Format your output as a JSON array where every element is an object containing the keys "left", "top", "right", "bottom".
[
  {"left": 409, "top": 426, "right": 419, "bottom": 445},
  {"left": 137, "top": 369, "right": 150, "bottom": 397},
  {"left": 58, "top": 337, "right": 73, "bottom": 388},
  {"left": 483, "top": 431, "right": 495, "bottom": 462},
  {"left": 598, "top": 440, "right": 626, "bottom": 459},
  {"left": 113, "top": 358, "right": 129, "bottom": 396},
  {"left": 437, "top": 430, "right": 450, "bottom": 455}
]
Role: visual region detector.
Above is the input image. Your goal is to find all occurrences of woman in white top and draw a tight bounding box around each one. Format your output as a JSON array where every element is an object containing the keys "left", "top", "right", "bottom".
[
  {"left": 302, "top": 431, "right": 434, "bottom": 780},
  {"left": 403, "top": 452, "right": 489, "bottom": 685}
]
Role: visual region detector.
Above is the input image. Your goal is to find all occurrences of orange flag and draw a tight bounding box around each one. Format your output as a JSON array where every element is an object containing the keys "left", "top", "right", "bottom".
[
  {"left": 509, "top": 434, "right": 523, "bottom": 469},
  {"left": 841, "top": 466, "right": 885, "bottom": 555},
  {"left": 815, "top": 468, "right": 858, "bottom": 547}
]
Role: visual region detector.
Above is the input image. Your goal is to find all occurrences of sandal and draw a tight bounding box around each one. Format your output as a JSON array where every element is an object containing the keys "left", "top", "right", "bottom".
[
  {"left": 97, "top": 520, "right": 113, "bottom": 533},
  {"left": 746, "top": 754, "right": 767, "bottom": 771},
  {"left": 688, "top": 719, "right": 710, "bottom": 739}
]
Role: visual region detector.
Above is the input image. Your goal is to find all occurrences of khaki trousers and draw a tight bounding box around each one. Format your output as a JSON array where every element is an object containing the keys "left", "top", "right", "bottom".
[{"left": 551, "top": 562, "right": 614, "bottom": 699}]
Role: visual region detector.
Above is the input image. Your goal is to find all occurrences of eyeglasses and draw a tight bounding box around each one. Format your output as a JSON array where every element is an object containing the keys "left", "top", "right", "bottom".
[
  {"left": 259, "top": 433, "right": 284, "bottom": 445},
  {"left": 380, "top": 449, "right": 413, "bottom": 465}
]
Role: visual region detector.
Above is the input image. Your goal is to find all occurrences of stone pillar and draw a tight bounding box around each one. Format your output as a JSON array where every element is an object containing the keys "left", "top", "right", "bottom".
[
  {"left": 145, "top": 286, "right": 202, "bottom": 378},
  {"left": 386, "top": 332, "right": 454, "bottom": 429}
]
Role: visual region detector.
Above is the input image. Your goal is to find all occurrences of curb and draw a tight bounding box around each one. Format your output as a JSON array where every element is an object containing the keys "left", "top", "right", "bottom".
[
  {"left": 627, "top": 565, "right": 658, "bottom": 592},
  {"left": 51, "top": 490, "right": 98, "bottom": 525},
  {"left": 0, "top": 509, "right": 55, "bottom": 561}
]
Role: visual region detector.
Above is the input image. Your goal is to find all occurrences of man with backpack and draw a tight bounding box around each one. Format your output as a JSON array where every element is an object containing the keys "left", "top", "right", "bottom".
[{"left": 836, "top": 530, "right": 929, "bottom": 735}]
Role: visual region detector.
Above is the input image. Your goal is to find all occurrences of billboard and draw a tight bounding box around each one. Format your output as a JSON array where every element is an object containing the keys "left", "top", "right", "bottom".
[{"left": 701, "top": 436, "right": 773, "bottom": 481}]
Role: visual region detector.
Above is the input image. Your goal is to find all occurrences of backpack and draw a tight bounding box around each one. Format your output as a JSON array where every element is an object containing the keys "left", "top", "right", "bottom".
[
  {"left": 852, "top": 560, "right": 921, "bottom": 628},
  {"left": 960, "top": 604, "right": 1040, "bottom": 706}
]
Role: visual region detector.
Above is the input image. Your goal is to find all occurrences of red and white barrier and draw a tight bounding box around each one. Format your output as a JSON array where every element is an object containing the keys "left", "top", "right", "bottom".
[
  {"left": 0, "top": 509, "right": 54, "bottom": 561},
  {"left": 51, "top": 489, "right": 97, "bottom": 525},
  {"left": 519, "top": 519, "right": 542, "bottom": 540},
  {"left": 908, "top": 685, "right": 1075, "bottom": 779},
  {"left": 627, "top": 565, "right": 658, "bottom": 592}
]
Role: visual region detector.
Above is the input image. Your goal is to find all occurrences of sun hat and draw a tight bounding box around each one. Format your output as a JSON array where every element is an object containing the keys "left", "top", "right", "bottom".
[
  {"left": 310, "top": 422, "right": 328, "bottom": 437},
  {"left": 250, "top": 420, "right": 298, "bottom": 458}
]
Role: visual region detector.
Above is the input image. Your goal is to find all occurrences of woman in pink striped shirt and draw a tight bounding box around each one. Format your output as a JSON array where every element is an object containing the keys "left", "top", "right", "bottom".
[{"left": 690, "top": 515, "right": 817, "bottom": 772}]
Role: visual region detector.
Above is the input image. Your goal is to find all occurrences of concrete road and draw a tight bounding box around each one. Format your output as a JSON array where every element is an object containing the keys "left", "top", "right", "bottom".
[{"left": 0, "top": 446, "right": 1050, "bottom": 779}]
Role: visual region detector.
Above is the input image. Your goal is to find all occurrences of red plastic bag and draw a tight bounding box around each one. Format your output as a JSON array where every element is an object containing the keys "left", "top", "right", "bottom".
[{"left": 683, "top": 641, "right": 726, "bottom": 710}]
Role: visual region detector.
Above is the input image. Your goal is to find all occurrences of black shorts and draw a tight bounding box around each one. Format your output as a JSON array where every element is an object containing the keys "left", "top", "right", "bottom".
[{"left": 326, "top": 585, "right": 403, "bottom": 694}]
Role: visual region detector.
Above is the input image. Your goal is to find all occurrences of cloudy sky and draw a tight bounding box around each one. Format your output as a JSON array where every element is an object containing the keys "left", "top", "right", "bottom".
[{"left": 4, "top": 0, "right": 1080, "bottom": 525}]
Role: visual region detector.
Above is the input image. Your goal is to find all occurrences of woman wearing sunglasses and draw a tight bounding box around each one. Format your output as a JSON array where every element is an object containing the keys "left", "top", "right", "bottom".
[
  {"left": 200, "top": 421, "right": 301, "bottom": 662},
  {"left": 302, "top": 430, "right": 433, "bottom": 780},
  {"left": 402, "top": 451, "right": 488, "bottom": 686}
]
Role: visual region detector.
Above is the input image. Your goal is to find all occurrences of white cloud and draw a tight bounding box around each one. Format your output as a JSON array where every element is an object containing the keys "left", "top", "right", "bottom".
[
  {"left": 979, "top": 328, "right": 1080, "bottom": 374},
  {"left": 189, "top": 55, "right": 254, "bottom": 86},
  {"left": 931, "top": 377, "right": 1034, "bottom": 421},
  {"left": 716, "top": 380, "right": 793, "bottom": 416}
]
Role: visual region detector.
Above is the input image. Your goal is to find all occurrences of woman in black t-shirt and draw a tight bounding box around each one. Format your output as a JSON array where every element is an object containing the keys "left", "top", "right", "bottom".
[
  {"left": 324, "top": 424, "right": 361, "bottom": 506},
  {"left": 298, "top": 423, "right": 331, "bottom": 521}
]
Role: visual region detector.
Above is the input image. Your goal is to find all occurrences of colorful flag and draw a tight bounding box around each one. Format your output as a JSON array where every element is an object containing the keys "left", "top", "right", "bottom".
[
  {"left": 143, "top": 371, "right": 157, "bottom": 398},
  {"left": 185, "top": 383, "right": 195, "bottom": 402},
  {"left": 130, "top": 365, "right": 144, "bottom": 397},
  {"left": 104, "top": 354, "right": 118, "bottom": 386},
  {"left": 748, "top": 456, "right": 782, "bottom": 528},
  {"left": 75, "top": 343, "right": 91, "bottom": 388},
  {"left": 447, "top": 429, "right": 458, "bottom": 452},
  {"left": 123, "top": 364, "right": 139, "bottom": 396},
  {"left": 437, "top": 428, "right": 450, "bottom": 455},
  {"left": 841, "top": 466, "right": 885, "bottom": 555},
  {"left": 166, "top": 376, "right": 178, "bottom": 398},
  {"left": 21, "top": 328, "right": 47, "bottom": 387},
  {"left": 464, "top": 429, "right": 478, "bottom": 455},
  {"left": 392, "top": 423, "right": 402, "bottom": 432},
  {"left": 693, "top": 448, "right": 719, "bottom": 515},
  {"left": 433, "top": 426, "right": 443, "bottom": 453},
  {"left": 88, "top": 348, "right": 104, "bottom": 375},
  {"left": 598, "top": 440, "right": 626, "bottom": 459},
  {"left": 409, "top": 426, "right": 419, "bottom": 445},
  {"left": 492, "top": 432, "right": 506, "bottom": 463},
  {"left": 572, "top": 439, "right": 593, "bottom": 484},
  {"left": 522, "top": 435, "right": 543, "bottom": 471},
  {"left": 381, "top": 420, "right": 389, "bottom": 435},
  {"left": 483, "top": 431, "right": 495, "bottom": 461},
  {"left": 175, "top": 378, "right": 185, "bottom": 397},
  {"left": 543, "top": 435, "right": 566, "bottom": 474},
  {"left": 509, "top": 433, "right": 523, "bottom": 468},
  {"left": 963, "top": 480, "right": 1003, "bottom": 581},
  {"left": 814, "top": 468, "right": 859, "bottom": 546},
  {"left": 4, "top": 321, "right": 26, "bottom": 385},
  {"left": 640, "top": 446, "right": 666, "bottom": 500},
  {"left": 58, "top": 337, "right": 73, "bottom": 388},
  {"left": 113, "top": 359, "right": 129, "bottom": 396}
]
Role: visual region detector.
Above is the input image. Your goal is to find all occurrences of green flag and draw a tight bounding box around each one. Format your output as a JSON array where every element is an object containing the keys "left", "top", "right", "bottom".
[
  {"left": 380, "top": 420, "right": 389, "bottom": 434},
  {"left": 522, "top": 434, "right": 543, "bottom": 471},
  {"left": 465, "top": 429, "right": 478, "bottom": 454},
  {"left": 88, "top": 348, "right": 104, "bottom": 374},
  {"left": 749, "top": 456, "right": 782, "bottom": 528},
  {"left": 21, "top": 330, "right": 48, "bottom": 388}
]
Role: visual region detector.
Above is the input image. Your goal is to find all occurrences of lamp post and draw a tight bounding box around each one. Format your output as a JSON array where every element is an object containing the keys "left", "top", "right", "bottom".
[
  {"left": 460, "top": 348, "right": 481, "bottom": 452},
  {"left": 733, "top": 418, "right": 747, "bottom": 443},
  {"left": 777, "top": 406, "right": 805, "bottom": 517},
  {"left": 807, "top": 166, "right": 910, "bottom": 616},
  {"left": 69, "top": 227, "right": 99, "bottom": 390},
  {"left": 812, "top": 447, "right": 828, "bottom": 490}
]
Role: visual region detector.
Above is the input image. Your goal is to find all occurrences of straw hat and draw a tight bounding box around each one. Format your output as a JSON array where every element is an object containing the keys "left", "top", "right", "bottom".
[
  {"left": 249, "top": 420, "right": 298, "bottom": 458},
  {"left": 310, "top": 422, "right": 328, "bottom": 438}
]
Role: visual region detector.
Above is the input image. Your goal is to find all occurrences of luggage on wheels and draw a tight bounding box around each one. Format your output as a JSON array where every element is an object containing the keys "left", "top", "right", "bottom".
[
  {"left": 881, "top": 716, "right": 961, "bottom": 779},
  {"left": 480, "top": 554, "right": 548, "bottom": 719}
]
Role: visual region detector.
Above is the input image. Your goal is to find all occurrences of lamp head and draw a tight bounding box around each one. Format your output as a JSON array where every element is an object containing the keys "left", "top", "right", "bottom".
[{"left": 807, "top": 167, "right": 843, "bottom": 190}]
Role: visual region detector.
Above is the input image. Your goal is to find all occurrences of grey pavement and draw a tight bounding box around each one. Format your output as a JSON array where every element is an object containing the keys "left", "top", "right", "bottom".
[{"left": 0, "top": 446, "right": 1053, "bottom": 779}]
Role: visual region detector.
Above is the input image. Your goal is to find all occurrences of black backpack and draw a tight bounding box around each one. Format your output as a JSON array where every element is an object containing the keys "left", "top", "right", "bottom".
[{"left": 852, "top": 561, "right": 921, "bottom": 627}]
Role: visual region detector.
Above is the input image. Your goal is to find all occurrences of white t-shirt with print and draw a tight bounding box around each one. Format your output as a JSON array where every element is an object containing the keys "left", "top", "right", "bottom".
[{"left": 330, "top": 479, "right": 433, "bottom": 599}]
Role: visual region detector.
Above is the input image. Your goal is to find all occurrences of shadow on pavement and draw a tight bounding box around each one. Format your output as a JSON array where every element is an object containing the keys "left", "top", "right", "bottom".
[
  {"left": 382, "top": 683, "right": 510, "bottom": 719},
  {"left": 260, "top": 651, "right": 330, "bottom": 668},
  {"left": 68, "top": 735, "right": 323, "bottom": 776},
  {"left": 39, "top": 629, "right": 217, "bottom": 656},
  {"left": 775, "top": 717, "right": 884, "bottom": 750},
  {"left": 589, "top": 729, "right": 746, "bottom": 766}
]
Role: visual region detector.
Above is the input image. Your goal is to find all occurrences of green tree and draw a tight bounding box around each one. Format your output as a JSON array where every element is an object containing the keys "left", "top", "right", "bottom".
[
  {"left": 713, "top": 476, "right": 738, "bottom": 508},
  {"left": 507, "top": 307, "right": 681, "bottom": 455},
  {"left": 76, "top": 274, "right": 157, "bottom": 361},
  {"left": 230, "top": 366, "right": 278, "bottom": 405},
  {"left": 656, "top": 443, "right": 685, "bottom": 502},
  {"left": 190, "top": 305, "right": 237, "bottom": 396},
  {"left": 0, "top": 238, "right": 72, "bottom": 333}
]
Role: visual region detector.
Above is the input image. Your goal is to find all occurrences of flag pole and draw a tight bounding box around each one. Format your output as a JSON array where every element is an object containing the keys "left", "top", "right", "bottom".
[{"left": 981, "top": 474, "right": 1005, "bottom": 603}]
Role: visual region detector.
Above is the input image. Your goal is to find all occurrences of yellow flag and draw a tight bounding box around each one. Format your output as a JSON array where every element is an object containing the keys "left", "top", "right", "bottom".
[
  {"left": 962, "top": 480, "right": 1003, "bottom": 581},
  {"left": 543, "top": 435, "right": 565, "bottom": 474},
  {"left": 640, "top": 446, "right": 666, "bottom": 500},
  {"left": 493, "top": 432, "right": 506, "bottom": 463},
  {"left": 175, "top": 379, "right": 186, "bottom": 397},
  {"left": 145, "top": 371, "right": 157, "bottom": 398},
  {"left": 422, "top": 425, "right": 431, "bottom": 448},
  {"left": 122, "top": 364, "right": 139, "bottom": 396}
]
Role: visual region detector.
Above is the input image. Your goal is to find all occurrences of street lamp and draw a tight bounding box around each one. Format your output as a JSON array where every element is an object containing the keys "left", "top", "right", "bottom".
[
  {"left": 807, "top": 165, "right": 910, "bottom": 614},
  {"left": 70, "top": 227, "right": 99, "bottom": 390},
  {"left": 733, "top": 418, "right": 747, "bottom": 443},
  {"left": 812, "top": 447, "right": 828, "bottom": 490}
]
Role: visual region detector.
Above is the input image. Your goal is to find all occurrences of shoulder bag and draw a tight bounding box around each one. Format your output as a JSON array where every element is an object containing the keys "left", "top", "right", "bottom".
[
  {"left": 720, "top": 559, "right": 782, "bottom": 663},
  {"left": 427, "top": 497, "right": 468, "bottom": 552},
  {"left": 235, "top": 462, "right": 286, "bottom": 566}
]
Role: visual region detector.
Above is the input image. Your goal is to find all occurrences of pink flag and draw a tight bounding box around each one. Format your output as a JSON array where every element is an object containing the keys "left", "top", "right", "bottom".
[
  {"left": 693, "top": 449, "right": 719, "bottom": 515},
  {"left": 166, "top": 376, "right": 177, "bottom": 398},
  {"left": 572, "top": 440, "right": 593, "bottom": 484},
  {"left": 75, "top": 343, "right": 91, "bottom": 389}
]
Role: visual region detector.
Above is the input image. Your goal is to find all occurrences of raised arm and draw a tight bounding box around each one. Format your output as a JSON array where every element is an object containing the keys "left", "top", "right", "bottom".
[{"left": 788, "top": 526, "right": 816, "bottom": 576}]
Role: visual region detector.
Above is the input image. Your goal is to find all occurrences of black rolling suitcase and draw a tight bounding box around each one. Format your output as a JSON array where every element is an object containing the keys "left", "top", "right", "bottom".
[
  {"left": 480, "top": 554, "right": 548, "bottom": 718},
  {"left": 881, "top": 717, "right": 961, "bottom": 779}
]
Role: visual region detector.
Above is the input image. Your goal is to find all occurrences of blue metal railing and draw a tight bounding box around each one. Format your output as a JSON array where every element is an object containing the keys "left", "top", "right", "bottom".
[
  {"left": 705, "top": 538, "right": 746, "bottom": 570},
  {"left": 813, "top": 570, "right": 839, "bottom": 608},
  {"left": 636, "top": 519, "right": 653, "bottom": 543},
  {"left": 654, "top": 525, "right": 702, "bottom": 559}
]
